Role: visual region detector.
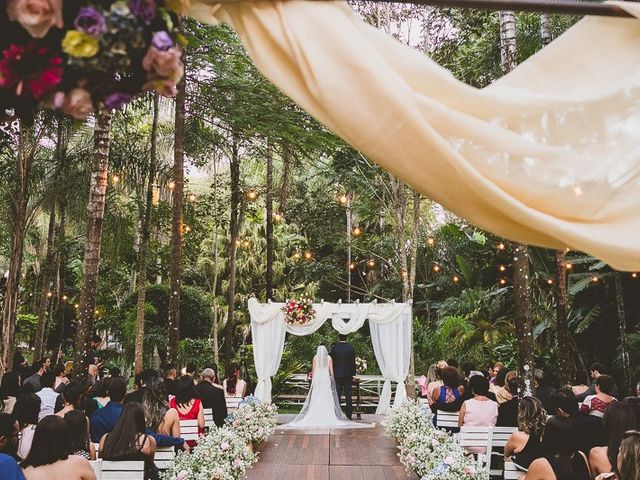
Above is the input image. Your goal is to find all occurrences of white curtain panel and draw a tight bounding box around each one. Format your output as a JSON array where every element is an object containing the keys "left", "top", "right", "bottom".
[
  {"left": 247, "top": 298, "right": 411, "bottom": 409},
  {"left": 188, "top": 0, "right": 640, "bottom": 270}
]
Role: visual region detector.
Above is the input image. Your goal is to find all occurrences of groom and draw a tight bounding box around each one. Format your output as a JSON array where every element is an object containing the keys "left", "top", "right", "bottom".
[{"left": 330, "top": 334, "right": 357, "bottom": 420}]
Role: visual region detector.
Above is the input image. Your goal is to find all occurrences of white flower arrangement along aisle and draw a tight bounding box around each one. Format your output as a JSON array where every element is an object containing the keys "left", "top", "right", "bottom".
[
  {"left": 383, "top": 400, "right": 487, "bottom": 480},
  {"left": 162, "top": 396, "right": 278, "bottom": 480}
]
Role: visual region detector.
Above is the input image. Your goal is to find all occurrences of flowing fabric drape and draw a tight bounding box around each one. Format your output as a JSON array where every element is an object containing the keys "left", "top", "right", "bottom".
[
  {"left": 189, "top": 0, "right": 640, "bottom": 270},
  {"left": 247, "top": 298, "right": 411, "bottom": 409}
]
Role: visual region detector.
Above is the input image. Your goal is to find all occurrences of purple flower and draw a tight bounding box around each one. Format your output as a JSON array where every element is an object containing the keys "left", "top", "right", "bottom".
[
  {"left": 74, "top": 7, "right": 106, "bottom": 36},
  {"left": 104, "top": 92, "right": 133, "bottom": 110},
  {"left": 151, "top": 31, "right": 173, "bottom": 51},
  {"left": 129, "top": 0, "right": 156, "bottom": 23}
]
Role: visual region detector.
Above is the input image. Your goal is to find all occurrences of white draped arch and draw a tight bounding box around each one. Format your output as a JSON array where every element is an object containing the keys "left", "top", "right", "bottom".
[{"left": 247, "top": 297, "right": 412, "bottom": 414}]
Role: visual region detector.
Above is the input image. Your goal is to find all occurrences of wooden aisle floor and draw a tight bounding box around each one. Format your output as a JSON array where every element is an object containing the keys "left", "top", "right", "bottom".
[{"left": 245, "top": 415, "right": 418, "bottom": 480}]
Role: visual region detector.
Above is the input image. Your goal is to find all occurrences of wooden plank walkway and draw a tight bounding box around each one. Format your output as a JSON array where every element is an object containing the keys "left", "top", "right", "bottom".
[{"left": 246, "top": 415, "right": 418, "bottom": 480}]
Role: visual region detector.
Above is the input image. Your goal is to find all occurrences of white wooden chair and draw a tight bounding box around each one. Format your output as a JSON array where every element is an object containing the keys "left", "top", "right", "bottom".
[
  {"left": 89, "top": 459, "right": 102, "bottom": 479},
  {"left": 504, "top": 461, "right": 525, "bottom": 480},
  {"left": 459, "top": 425, "right": 494, "bottom": 475},
  {"left": 435, "top": 410, "right": 460, "bottom": 430},
  {"left": 101, "top": 460, "right": 144, "bottom": 480},
  {"left": 489, "top": 426, "right": 518, "bottom": 477},
  {"left": 93, "top": 443, "right": 101, "bottom": 459},
  {"left": 179, "top": 419, "right": 201, "bottom": 443},
  {"left": 154, "top": 446, "right": 176, "bottom": 471},
  {"left": 225, "top": 397, "right": 243, "bottom": 411},
  {"left": 203, "top": 408, "right": 215, "bottom": 429}
]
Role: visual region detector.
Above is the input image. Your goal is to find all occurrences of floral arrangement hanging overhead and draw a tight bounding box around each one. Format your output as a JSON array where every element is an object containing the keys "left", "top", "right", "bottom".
[
  {"left": 282, "top": 294, "right": 316, "bottom": 326},
  {"left": 0, "top": 0, "right": 186, "bottom": 122}
]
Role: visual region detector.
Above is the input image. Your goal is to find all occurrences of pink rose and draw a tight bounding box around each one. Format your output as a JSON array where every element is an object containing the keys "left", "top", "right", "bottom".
[
  {"left": 142, "top": 45, "right": 183, "bottom": 80},
  {"left": 6, "top": 0, "right": 63, "bottom": 38},
  {"left": 61, "top": 87, "right": 93, "bottom": 119}
]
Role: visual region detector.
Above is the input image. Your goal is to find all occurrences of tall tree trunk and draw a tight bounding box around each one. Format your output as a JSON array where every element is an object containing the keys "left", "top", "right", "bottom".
[
  {"left": 134, "top": 94, "right": 160, "bottom": 374},
  {"left": 265, "top": 142, "right": 274, "bottom": 301},
  {"left": 512, "top": 244, "right": 534, "bottom": 389},
  {"left": 223, "top": 137, "right": 241, "bottom": 365},
  {"left": 52, "top": 184, "right": 68, "bottom": 361},
  {"left": 554, "top": 250, "right": 571, "bottom": 386},
  {"left": 167, "top": 72, "right": 186, "bottom": 365},
  {"left": 210, "top": 155, "right": 220, "bottom": 366},
  {"left": 499, "top": 11, "right": 517, "bottom": 71},
  {"left": 406, "top": 190, "right": 421, "bottom": 399},
  {"left": 73, "top": 106, "right": 112, "bottom": 377},
  {"left": 540, "top": 14, "right": 551, "bottom": 46},
  {"left": 278, "top": 143, "right": 292, "bottom": 213},
  {"left": 614, "top": 272, "right": 631, "bottom": 395},
  {"left": 1, "top": 124, "right": 32, "bottom": 374}
]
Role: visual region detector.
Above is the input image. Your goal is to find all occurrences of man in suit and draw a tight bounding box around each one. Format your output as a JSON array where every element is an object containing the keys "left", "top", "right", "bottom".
[
  {"left": 330, "top": 334, "right": 356, "bottom": 420},
  {"left": 196, "top": 368, "right": 228, "bottom": 427}
]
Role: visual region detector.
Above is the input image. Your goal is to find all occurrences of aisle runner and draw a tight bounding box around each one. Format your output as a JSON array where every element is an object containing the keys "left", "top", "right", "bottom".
[{"left": 246, "top": 415, "right": 417, "bottom": 480}]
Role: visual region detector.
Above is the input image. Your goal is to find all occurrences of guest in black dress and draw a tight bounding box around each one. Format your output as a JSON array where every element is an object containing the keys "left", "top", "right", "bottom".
[{"left": 505, "top": 396, "right": 546, "bottom": 470}]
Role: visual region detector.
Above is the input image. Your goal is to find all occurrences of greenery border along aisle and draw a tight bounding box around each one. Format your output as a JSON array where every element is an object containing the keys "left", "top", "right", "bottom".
[{"left": 162, "top": 397, "right": 278, "bottom": 480}]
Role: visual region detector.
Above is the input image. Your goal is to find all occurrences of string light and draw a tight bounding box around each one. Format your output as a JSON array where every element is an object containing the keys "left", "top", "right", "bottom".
[
  {"left": 427, "top": 237, "right": 435, "bottom": 246},
  {"left": 499, "top": 278, "right": 507, "bottom": 285},
  {"left": 183, "top": 224, "right": 191, "bottom": 233},
  {"left": 349, "top": 262, "right": 357, "bottom": 270},
  {"left": 401, "top": 270, "right": 408, "bottom": 279},
  {"left": 168, "top": 180, "right": 175, "bottom": 190},
  {"left": 546, "top": 279, "right": 553, "bottom": 285},
  {"left": 46, "top": 292, "right": 53, "bottom": 298},
  {"left": 338, "top": 194, "right": 349, "bottom": 206},
  {"left": 188, "top": 193, "right": 196, "bottom": 203},
  {"left": 242, "top": 240, "right": 250, "bottom": 248},
  {"left": 95, "top": 309, "right": 100, "bottom": 315},
  {"left": 62, "top": 295, "right": 68, "bottom": 301},
  {"left": 273, "top": 212, "right": 283, "bottom": 222},
  {"left": 591, "top": 276, "right": 599, "bottom": 283},
  {"left": 367, "top": 259, "right": 376, "bottom": 268},
  {"left": 74, "top": 303, "right": 79, "bottom": 309},
  {"left": 499, "top": 265, "right": 506, "bottom": 272},
  {"left": 432, "top": 264, "right": 441, "bottom": 273},
  {"left": 245, "top": 189, "right": 258, "bottom": 201},
  {"left": 111, "top": 174, "right": 120, "bottom": 185},
  {"left": 293, "top": 252, "right": 301, "bottom": 260},
  {"left": 573, "top": 185, "right": 584, "bottom": 196},
  {"left": 497, "top": 242, "right": 506, "bottom": 250},
  {"left": 303, "top": 251, "right": 313, "bottom": 260},
  {"left": 566, "top": 263, "right": 573, "bottom": 270},
  {"left": 452, "top": 275, "right": 460, "bottom": 283},
  {"left": 632, "top": 273, "right": 638, "bottom": 279},
  {"left": 352, "top": 226, "right": 362, "bottom": 237}
]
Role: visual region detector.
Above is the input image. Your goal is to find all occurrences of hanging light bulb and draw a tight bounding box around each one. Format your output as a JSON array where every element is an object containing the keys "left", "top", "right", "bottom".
[
  {"left": 338, "top": 194, "right": 349, "bottom": 206},
  {"left": 498, "top": 242, "right": 506, "bottom": 250},
  {"left": 591, "top": 276, "right": 599, "bottom": 283},
  {"left": 245, "top": 189, "right": 258, "bottom": 201},
  {"left": 427, "top": 237, "right": 435, "bottom": 246},
  {"left": 111, "top": 174, "right": 120, "bottom": 185},
  {"left": 293, "top": 252, "right": 301, "bottom": 260},
  {"left": 352, "top": 226, "right": 362, "bottom": 236},
  {"left": 632, "top": 273, "right": 638, "bottom": 279},
  {"left": 304, "top": 251, "right": 313, "bottom": 260},
  {"left": 499, "top": 278, "right": 507, "bottom": 285},
  {"left": 168, "top": 180, "right": 176, "bottom": 190},
  {"left": 499, "top": 265, "right": 506, "bottom": 272},
  {"left": 188, "top": 193, "right": 196, "bottom": 203},
  {"left": 242, "top": 240, "right": 250, "bottom": 248},
  {"left": 74, "top": 303, "right": 79, "bottom": 309},
  {"left": 367, "top": 259, "right": 376, "bottom": 268},
  {"left": 46, "top": 291, "right": 53, "bottom": 298},
  {"left": 566, "top": 263, "right": 573, "bottom": 270},
  {"left": 401, "top": 270, "right": 408, "bottom": 279},
  {"left": 62, "top": 295, "right": 68, "bottom": 301},
  {"left": 432, "top": 264, "right": 441, "bottom": 273},
  {"left": 273, "top": 212, "right": 283, "bottom": 222},
  {"left": 452, "top": 275, "right": 459, "bottom": 283},
  {"left": 546, "top": 279, "right": 553, "bottom": 285},
  {"left": 349, "top": 262, "right": 357, "bottom": 271}
]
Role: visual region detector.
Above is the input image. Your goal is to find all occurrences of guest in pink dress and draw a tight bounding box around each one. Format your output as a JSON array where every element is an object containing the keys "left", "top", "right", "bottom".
[{"left": 459, "top": 374, "right": 498, "bottom": 453}]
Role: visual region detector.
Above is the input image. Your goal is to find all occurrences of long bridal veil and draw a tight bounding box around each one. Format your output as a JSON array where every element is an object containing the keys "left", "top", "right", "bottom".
[{"left": 282, "top": 345, "right": 373, "bottom": 430}]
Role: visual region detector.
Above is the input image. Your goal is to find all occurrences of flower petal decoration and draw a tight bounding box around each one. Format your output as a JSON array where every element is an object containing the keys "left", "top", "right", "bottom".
[
  {"left": 6, "top": 0, "right": 63, "bottom": 39},
  {"left": 62, "top": 30, "right": 100, "bottom": 58},
  {"left": 0, "top": 42, "right": 62, "bottom": 99},
  {"left": 74, "top": 6, "right": 106, "bottom": 37}
]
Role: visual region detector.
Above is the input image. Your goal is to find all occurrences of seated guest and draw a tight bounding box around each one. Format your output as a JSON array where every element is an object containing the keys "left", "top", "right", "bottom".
[
  {"left": 91, "top": 377, "right": 111, "bottom": 409},
  {"left": 20, "top": 415, "right": 96, "bottom": 480},
  {"left": 576, "top": 363, "right": 619, "bottom": 402},
  {"left": 0, "top": 371, "right": 21, "bottom": 414},
  {"left": 163, "top": 364, "right": 178, "bottom": 397},
  {"left": 533, "top": 369, "right": 556, "bottom": 415},
  {"left": 108, "top": 367, "right": 121, "bottom": 379},
  {"left": 142, "top": 376, "right": 174, "bottom": 435},
  {"left": 431, "top": 366, "right": 465, "bottom": 413},
  {"left": 22, "top": 362, "right": 44, "bottom": 394},
  {"left": 0, "top": 413, "right": 24, "bottom": 480},
  {"left": 55, "top": 381, "right": 84, "bottom": 418},
  {"left": 524, "top": 416, "right": 590, "bottom": 480},
  {"left": 580, "top": 374, "right": 617, "bottom": 418},
  {"left": 52, "top": 364, "right": 69, "bottom": 394},
  {"left": 223, "top": 364, "right": 247, "bottom": 398},
  {"left": 612, "top": 430, "right": 640, "bottom": 480},
  {"left": 196, "top": 368, "right": 228, "bottom": 427},
  {"left": 459, "top": 374, "right": 498, "bottom": 453},
  {"left": 505, "top": 396, "right": 547, "bottom": 470},
  {"left": 126, "top": 369, "right": 156, "bottom": 404},
  {"left": 100, "top": 402, "right": 158, "bottom": 480},
  {"left": 165, "top": 376, "right": 204, "bottom": 448},
  {"left": 623, "top": 396, "right": 640, "bottom": 428},
  {"left": 589, "top": 401, "right": 636, "bottom": 478},
  {"left": 13, "top": 394, "right": 41, "bottom": 460},
  {"left": 35, "top": 372, "right": 59, "bottom": 421},
  {"left": 498, "top": 376, "right": 522, "bottom": 427},
  {"left": 550, "top": 387, "right": 604, "bottom": 455},
  {"left": 90, "top": 377, "right": 127, "bottom": 443},
  {"left": 64, "top": 410, "right": 96, "bottom": 461},
  {"left": 183, "top": 363, "right": 197, "bottom": 377},
  {"left": 427, "top": 361, "right": 448, "bottom": 401},
  {"left": 571, "top": 371, "right": 590, "bottom": 399},
  {"left": 494, "top": 371, "right": 517, "bottom": 405}
]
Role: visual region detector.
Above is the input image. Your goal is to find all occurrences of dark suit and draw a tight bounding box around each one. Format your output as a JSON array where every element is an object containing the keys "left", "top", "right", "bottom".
[
  {"left": 330, "top": 342, "right": 356, "bottom": 419},
  {"left": 196, "top": 381, "right": 228, "bottom": 427}
]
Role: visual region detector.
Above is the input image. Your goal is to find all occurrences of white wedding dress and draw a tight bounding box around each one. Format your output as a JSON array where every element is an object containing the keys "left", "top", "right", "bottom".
[{"left": 281, "top": 346, "right": 374, "bottom": 430}]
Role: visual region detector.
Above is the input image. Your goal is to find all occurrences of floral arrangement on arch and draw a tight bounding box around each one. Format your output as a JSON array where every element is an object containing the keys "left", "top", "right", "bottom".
[
  {"left": 225, "top": 395, "right": 278, "bottom": 446},
  {"left": 0, "top": 0, "right": 186, "bottom": 122},
  {"left": 162, "top": 427, "right": 257, "bottom": 480},
  {"left": 355, "top": 356, "right": 367, "bottom": 374},
  {"left": 383, "top": 400, "right": 487, "bottom": 480},
  {"left": 282, "top": 294, "right": 316, "bottom": 326}
]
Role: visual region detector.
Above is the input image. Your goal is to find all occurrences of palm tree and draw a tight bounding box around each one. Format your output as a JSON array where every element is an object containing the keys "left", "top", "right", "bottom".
[{"left": 73, "top": 105, "right": 113, "bottom": 376}]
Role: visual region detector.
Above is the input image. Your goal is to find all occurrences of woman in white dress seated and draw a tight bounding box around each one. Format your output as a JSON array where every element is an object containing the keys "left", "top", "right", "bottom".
[
  {"left": 282, "top": 346, "right": 373, "bottom": 430},
  {"left": 223, "top": 364, "right": 247, "bottom": 398}
]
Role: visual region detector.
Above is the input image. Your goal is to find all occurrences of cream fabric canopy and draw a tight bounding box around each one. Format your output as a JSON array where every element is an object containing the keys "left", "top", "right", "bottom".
[{"left": 188, "top": 0, "right": 640, "bottom": 270}]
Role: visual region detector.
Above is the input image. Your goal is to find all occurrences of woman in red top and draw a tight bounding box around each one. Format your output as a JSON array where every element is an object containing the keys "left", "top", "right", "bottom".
[{"left": 165, "top": 376, "right": 204, "bottom": 447}]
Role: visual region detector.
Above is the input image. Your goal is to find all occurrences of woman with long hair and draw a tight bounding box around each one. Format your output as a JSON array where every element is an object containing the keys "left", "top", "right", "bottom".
[
  {"left": 55, "top": 381, "right": 84, "bottom": 418},
  {"left": 13, "top": 393, "right": 41, "bottom": 460},
  {"left": 164, "top": 376, "right": 204, "bottom": 447},
  {"left": 223, "top": 364, "right": 247, "bottom": 398},
  {"left": 589, "top": 401, "right": 637, "bottom": 478},
  {"left": 524, "top": 416, "right": 590, "bottom": 480},
  {"left": 100, "top": 402, "right": 158, "bottom": 480},
  {"left": 52, "top": 364, "right": 69, "bottom": 393},
  {"left": 505, "top": 396, "right": 547, "bottom": 469},
  {"left": 64, "top": 410, "right": 95, "bottom": 460},
  {"left": 0, "top": 370, "right": 20, "bottom": 414},
  {"left": 615, "top": 431, "right": 640, "bottom": 480},
  {"left": 142, "top": 375, "right": 178, "bottom": 437},
  {"left": 20, "top": 415, "right": 96, "bottom": 480}
]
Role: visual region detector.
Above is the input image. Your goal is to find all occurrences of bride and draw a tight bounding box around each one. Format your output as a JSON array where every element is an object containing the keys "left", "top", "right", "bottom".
[{"left": 282, "top": 345, "right": 373, "bottom": 429}]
